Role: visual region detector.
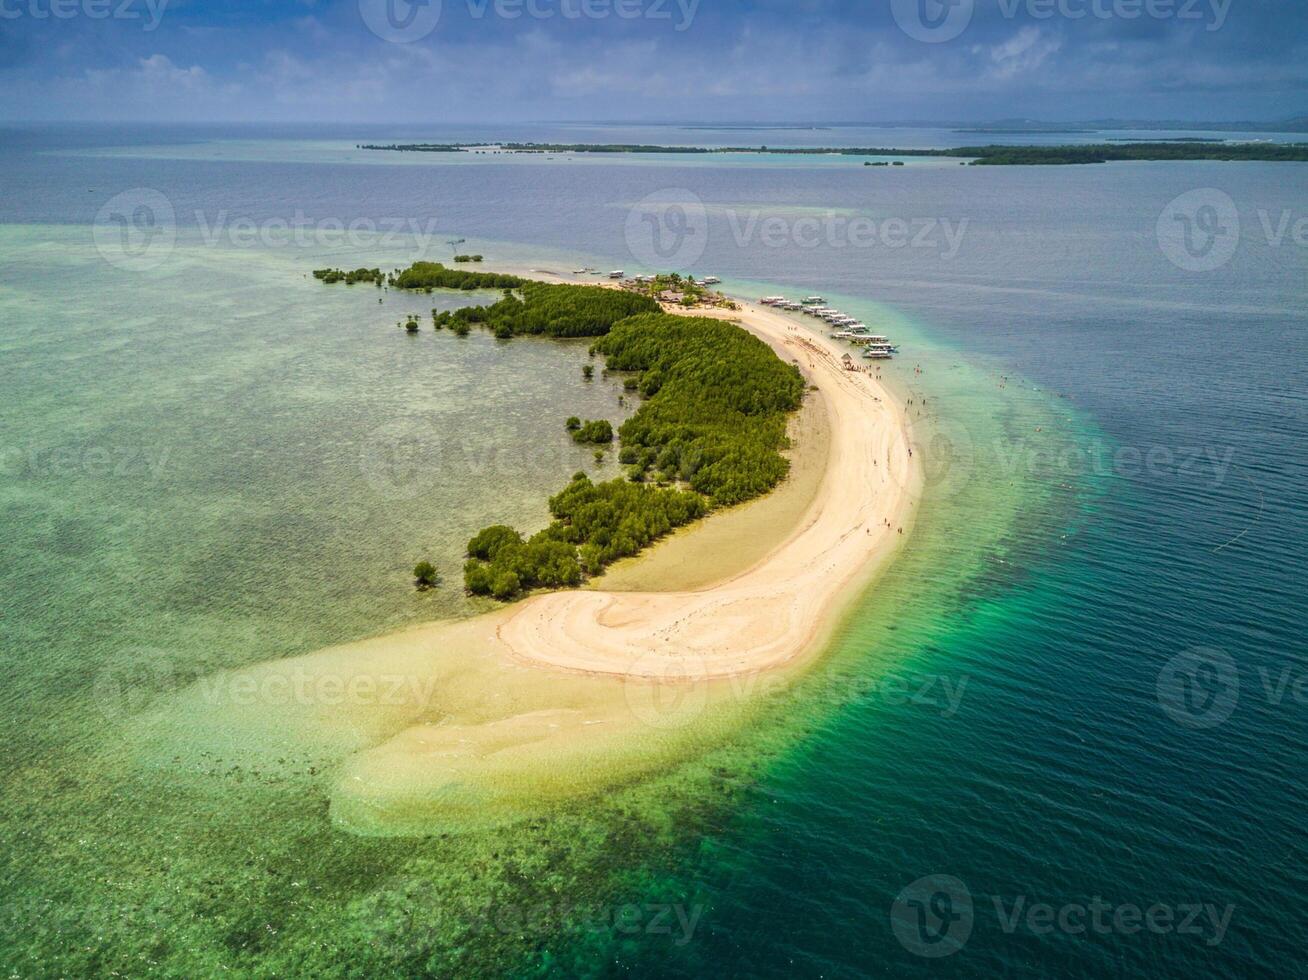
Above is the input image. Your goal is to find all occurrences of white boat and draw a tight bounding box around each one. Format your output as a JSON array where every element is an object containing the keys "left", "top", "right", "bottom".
[
  {"left": 761, "top": 296, "right": 786, "bottom": 306},
  {"left": 702, "top": 276, "right": 721, "bottom": 285},
  {"left": 802, "top": 296, "right": 826, "bottom": 305},
  {"left": 609, "top": 270, "right": 625, "bottom": 279},
  {"left": 863, "top": 348, "right": 893, "bottom": 360}
]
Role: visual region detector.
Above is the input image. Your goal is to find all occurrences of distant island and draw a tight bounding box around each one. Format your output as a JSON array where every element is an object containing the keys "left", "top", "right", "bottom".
[
  {"left": 954, "top": 115, "right": 1308, "bottom": 134},
  {"left": 359, "top": 141, "right": 1308, "bottom": 165}
]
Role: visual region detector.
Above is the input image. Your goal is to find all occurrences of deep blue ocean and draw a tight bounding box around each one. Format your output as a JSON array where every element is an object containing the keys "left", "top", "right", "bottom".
[{"left": 1, "top": 123, "right": 1305, "bottom": 977}]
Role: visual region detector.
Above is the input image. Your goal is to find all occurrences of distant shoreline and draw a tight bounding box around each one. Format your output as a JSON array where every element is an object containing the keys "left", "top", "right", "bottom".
[{"left": 356, "top": 141, "right": 1308, "bottom": 165}]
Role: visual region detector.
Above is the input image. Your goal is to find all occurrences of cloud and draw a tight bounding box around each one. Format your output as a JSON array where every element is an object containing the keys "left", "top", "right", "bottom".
[
  {"left": 0, "top": 0, "right": 1304, "bottom": 121},
  {"left": 983, "top": 26, "right": 1061, "bottom": 80}
]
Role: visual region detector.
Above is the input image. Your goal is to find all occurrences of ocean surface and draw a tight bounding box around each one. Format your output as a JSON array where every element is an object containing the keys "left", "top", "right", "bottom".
[{"left": 0, "top": 123, "right": 1304, "bottom": 977}]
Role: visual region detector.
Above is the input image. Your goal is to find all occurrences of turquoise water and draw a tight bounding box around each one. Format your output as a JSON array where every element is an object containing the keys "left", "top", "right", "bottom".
[{"left": 1, "top": 125, "right": 1304, "bottom": 976}]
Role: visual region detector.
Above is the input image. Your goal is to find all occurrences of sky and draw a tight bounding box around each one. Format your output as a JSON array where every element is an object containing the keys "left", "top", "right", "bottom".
[{"left": 1, "top": 0, "right": 1305, "bottom": 123}]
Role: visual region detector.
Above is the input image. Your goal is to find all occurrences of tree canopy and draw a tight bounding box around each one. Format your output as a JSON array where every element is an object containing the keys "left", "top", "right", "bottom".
[
  {"left": 432, "top": 281, "right": 659, "bottom": 338},
  {"left": 464, "top": 311, "right": 805, "bottom": 598}
]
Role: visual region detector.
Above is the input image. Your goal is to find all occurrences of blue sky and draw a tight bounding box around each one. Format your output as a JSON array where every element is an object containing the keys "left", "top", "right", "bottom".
[{"left": 1, "top": 0, "right": 1304, "bottom": 122}]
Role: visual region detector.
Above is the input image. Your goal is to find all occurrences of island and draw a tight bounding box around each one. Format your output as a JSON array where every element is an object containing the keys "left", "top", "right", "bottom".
[
  {"left": 358, "top": 141, "right": 1308, "bottom": 165},
  {"left": 232, "top": 261, "right": 926, "bottom": 832}
]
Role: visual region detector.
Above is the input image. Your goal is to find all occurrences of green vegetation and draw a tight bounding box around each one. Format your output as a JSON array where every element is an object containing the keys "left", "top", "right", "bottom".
[
  {"left": 625, "top": 272, "right": 734, "bottom": 309},
  {"left": 431, "top": 281, "right": 659, "bottom": 338},
  {"left": 453, "top": 254, "right": 484, "bottom": 263},
  {"left": 571, "top": 419, "right": 614, "bottom": 445},
  {"left": 463, "top": 524, "right": 583, "bottom": 598},
  {"left": 413, "top": 561, "right": 439, "bottom": 588},
  {"left": 954, "top": 142, "right": 1308, "bottom": 165},
  {"left": 312, "top": 267, "right": 384, "bottom": 285},
  {"left": 361, "top": 141, "right": 1308, "bottom": 166},
  {"left": 595, "top": 313, "right": 805, "bottom": 503},
  {"left": 464, "top": 476, "right": 706, "bottom": 598},
  {"left": 464, "top": 312, "right": 805, "bottom": 598},
  {"left": 392, "top": 262, "right": 524, "bottom": 290},
  {"left": 309, "top": 261, "right": 802, "bottom": 600},
  {"left": 313, "top": 262, "right": 518, "bottom": 292},
  {"left": 358, "top": 143, "right": 466, "bottom": 152},
  {"left": 582, "top": 364, "right": 595, "bottom": 380}
]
